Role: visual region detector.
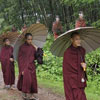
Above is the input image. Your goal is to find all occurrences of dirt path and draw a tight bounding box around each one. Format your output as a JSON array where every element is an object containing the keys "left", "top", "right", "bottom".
[{"left": 0, "top": 71, "right": 65, "bottom": 100}]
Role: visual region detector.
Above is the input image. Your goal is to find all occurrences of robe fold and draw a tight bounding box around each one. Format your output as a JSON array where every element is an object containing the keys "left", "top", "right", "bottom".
[
  {"left": 0, "top": 46, "right": 15, "bottom": 85},
  {"left": 17, "top": 43, "right": 37, "bottom": 93},
  {"left": 63, "top": 45, "right": 87, "bottom": 100}
]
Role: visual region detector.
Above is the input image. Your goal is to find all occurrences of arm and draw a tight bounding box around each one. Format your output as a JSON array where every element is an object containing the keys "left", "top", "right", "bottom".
[
  {"left": 10, "top": 47, "right": 14, "bottom": 62},
  {"left": 18, "top": 46, "right": 23, "bottom": 74},
  {"left": 81, "top": 48, "right": 86, "bottom": 71}
]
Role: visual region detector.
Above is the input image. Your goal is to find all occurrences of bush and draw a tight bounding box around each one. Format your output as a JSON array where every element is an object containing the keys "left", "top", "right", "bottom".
[{"left": 37, "top": 35, "right": 100, "bottom": 82}]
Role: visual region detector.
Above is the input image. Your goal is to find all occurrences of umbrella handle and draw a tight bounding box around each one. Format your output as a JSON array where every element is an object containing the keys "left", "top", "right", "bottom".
[
  {"left": 83, "top": 67, "right": 86, "bottom": 71},
  {"left": 81, "top": 62, "right": 86, "bottom": 71}
]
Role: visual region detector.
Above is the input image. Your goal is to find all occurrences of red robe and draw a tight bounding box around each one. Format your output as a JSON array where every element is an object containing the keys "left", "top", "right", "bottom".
[
  {"left": 0, "top": 46, "right": 15, "bottom": 85},
  {"left": 52, "top": 21, "right": 62, "bottom": 39},
  {"left": 63, "top": 45, "right": 87, "bottom": 100},
  {"left": 17, "top": 43, "right": 37, "bottom": 93},
  {"left": 75, "top": 19, "right": 86, "bottom": 28}
]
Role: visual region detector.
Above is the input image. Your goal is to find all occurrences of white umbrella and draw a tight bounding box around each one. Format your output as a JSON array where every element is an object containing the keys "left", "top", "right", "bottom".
[
  {"left": 50, "top": 27, "right": 100, "bottom": 57},
  {"left": 14, "top": 23, "right": 48, "bottom": 60}
]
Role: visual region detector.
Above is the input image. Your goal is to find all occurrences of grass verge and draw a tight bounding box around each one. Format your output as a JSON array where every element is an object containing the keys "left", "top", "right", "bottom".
[{"left": 38, "top": 78, "right": 100, "bottom": 100}]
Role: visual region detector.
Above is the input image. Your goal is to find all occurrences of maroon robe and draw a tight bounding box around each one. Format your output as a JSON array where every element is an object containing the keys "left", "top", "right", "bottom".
[
  {"left": 0, "top": 46, "right": 15, "bottom": 85},
  {"left": 63, "top": 45, "right": 87, "bottom": 100},
  {"left": 17, "top": 43, "right": 37, "bottom": 93},
  {"left": 75, "top": 19, "right": 86, "bottom": 28}
]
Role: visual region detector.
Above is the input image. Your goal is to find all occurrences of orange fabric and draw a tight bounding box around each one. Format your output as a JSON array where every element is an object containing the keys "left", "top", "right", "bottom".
[
  {"left": 52, "top": 22, "right": 62, "bottom": 33},
  {"left": 54, "top": 33, "right": 58, "bottom": 40},
  {"left": 75, "top": 19, "right": 86, "bottom": 28}
]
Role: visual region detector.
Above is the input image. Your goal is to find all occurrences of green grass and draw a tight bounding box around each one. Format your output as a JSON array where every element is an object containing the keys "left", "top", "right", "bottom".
[
  {"left": 38, "top": 78, "right": 64, "bottom": 95},
  {"left": 38, "top": 78, "right": 100, "bottom": 100}
]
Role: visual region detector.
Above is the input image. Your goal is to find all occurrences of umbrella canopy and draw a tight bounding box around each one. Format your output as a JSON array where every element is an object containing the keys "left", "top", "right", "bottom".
[
  {"left": 50, "top": 27, "right": 100, "bottom": 57},
  {"left": 14, "top": 23, "right": 48, "bottom": 60},
  {"left": 0, "top": 32, "right": 19, "bottom": 50}
]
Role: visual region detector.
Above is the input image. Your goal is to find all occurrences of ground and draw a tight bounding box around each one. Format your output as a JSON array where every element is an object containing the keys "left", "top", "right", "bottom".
[{"left": 0, "top": 71, "right": 65, "bottom": 100}]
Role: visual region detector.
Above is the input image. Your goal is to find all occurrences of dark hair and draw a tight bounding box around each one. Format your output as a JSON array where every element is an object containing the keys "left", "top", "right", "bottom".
[
  {"left": 25, "top": 33, "right": 32, "bottom": 39},
  {"left": 3, "top": 38, "right": 9, "bottom": 42},
  {"left": 71, "top": 32, "right": 80, "bottom": 38}
]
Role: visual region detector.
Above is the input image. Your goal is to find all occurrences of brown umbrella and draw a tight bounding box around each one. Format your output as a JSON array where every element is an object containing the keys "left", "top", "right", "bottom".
[
  {"left": 13, "top": 23, "right": 48, "bottom": 60},
  {"left": 0, "top": 31, "right": 19, "bottom": 50},
  {"left": 50, "top": 27, "right": 100, "bottom": 57}
]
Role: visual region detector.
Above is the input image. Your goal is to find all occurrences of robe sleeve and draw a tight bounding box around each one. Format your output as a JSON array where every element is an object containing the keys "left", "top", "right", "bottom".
[
  {"left": 63, "top": 51, "right": 68, "bottom": 69},
  {"left": 80, "top": 47, "right": 86, "bottom": 63},
  {"left": 82, "top": 48, "right": 86, "bottom": 62},
  {"left": 18, "top": 46, "right": 24, "bottom": 73},
  {"left": 0, "top": 48, "right": 2, "bottom": 62},
  {"left": 10, "top": 47, "right": 14, "bottom": 58}
]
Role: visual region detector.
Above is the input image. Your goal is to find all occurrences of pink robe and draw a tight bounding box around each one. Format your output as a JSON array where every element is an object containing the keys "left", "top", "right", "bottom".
[
  {"left": 63, "top": 45, "right": 87, "bottom": 100},
  {"left": 0, "top": 46, "right": 15, "bottom": 85},
  {"left": 17, "top": 43, "right": 37, "bottom": 93},
  {"left": 52, "top": 22, "right": 62, "bottom": 39},
  {"left": 75, "top": 19, "right": 86, "bottom": 28}
]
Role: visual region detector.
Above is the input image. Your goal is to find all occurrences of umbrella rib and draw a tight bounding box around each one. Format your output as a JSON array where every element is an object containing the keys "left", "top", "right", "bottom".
[
  {"left": 81, "top": 36, "right": 96, "bottom": 50},
  {"left": 32, "top": 40, "right": 45, "bottom": 42},
  {"left": 51, "top": 38, "right": 70, "bottom": 55},
  {"left": 51, "top": 36, "right": 69, "bottom": 53},
  {"left": 60, "top": 41, "right": 71, "bottom": 56},
  {"left": 25, "top": 24, "right": 42, "bottom": 33},
  {"left": 29, "top": 25, "right": 46, "bottom": 33},
  {"left": 33, "top": 39, "right": 46, "bottom": 42},
  {"left": 51, "top": 40, "right": 63, "bottom": 53},
  {"left": 83, "top": 32, "right": 100, "bottom": 37},
  {"left": 30, "top": 29, "right": 47, "bottom": 34},
  {"left": 86, "top": 30, "right": 100, "bottom": 33},
  {"left": 81, "top": 34, "right": 100, "bottom": 45},
  {"left": 57, "top": 40, "right": 68, "bottom": 57}
]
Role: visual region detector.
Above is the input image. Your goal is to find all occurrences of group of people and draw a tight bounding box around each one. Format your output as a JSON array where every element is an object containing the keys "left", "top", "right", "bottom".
[
  {"left": 0, "top": 11, "right": 89, "bottom": 100},
  {"left": 0, "top": 30, "right": 43, "bottom": 100},
  {"left": 12, "top": 24, "right": 27, "bottom": 33},
  {"left": 52, "top": 11, "right": 86, "bottom": 39}
]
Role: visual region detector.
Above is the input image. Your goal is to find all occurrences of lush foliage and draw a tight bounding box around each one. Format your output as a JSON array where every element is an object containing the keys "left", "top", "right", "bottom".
[{"left": 0, "top": 0, "right": 100, "bottom": 32}]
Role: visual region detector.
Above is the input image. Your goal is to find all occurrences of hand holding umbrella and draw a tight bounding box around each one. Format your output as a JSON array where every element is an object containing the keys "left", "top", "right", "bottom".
[{"left": 81, "top": 62, "right": 86, "bottom": 71}]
